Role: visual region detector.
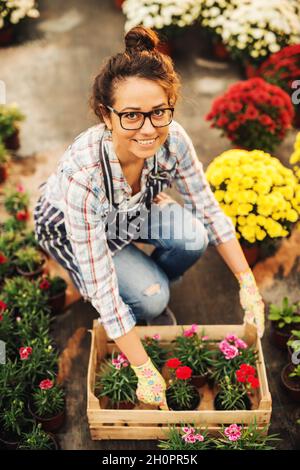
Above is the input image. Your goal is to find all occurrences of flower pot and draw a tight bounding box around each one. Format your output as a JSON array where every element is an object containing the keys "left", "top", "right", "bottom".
[
  {"left": 280, "top": 363, "right": 300, "bottom": 402},
  {"left": 190, "top": 373, "right": 208, "bottom": 388},
  {"left": 4, "top": 128, "right": 20, "bottom": 151},
  {"left": 214, "top": 391, "right": 252, "bottom": 410},
  {"left": 270, "top": 321, "right": 293, "bottom": 351},
  {"left": 241, "top": 243, "right": 260, "bottom": 267},
  {"left": 110, "top": 401, "right": 136, "bottom": 410},
  {"left": 0, "top": 24, "right": 15, "bottom": 47},
  {"left": 28, "top": 400, "right": 66, "bottom": 433},
  {"left": 49, "top": 290, "right": 66, "bottom": 315},
  {"left": 0, "top": 165, "right": 8, "bottom": 184},
  {"left": 166, "top": 386, "right": 200, "bottom": 411},
  {"left": 0, "top": 431, "right": 20, "bottom": 450},
  {"left": 212, "top": 41, "right": 230, "bottom": 61},
  {"left": 16, "top": 257, "right": 46, "bottom": 280}
]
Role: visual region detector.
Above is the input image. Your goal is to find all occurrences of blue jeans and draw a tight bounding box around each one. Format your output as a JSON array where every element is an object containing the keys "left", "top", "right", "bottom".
[{"left": 113, "top": 202, "right": 209, "bottom": 323}]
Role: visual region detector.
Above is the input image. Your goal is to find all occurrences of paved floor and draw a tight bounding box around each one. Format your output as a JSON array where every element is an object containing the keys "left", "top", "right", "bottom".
[{"left": 1, "top": 0, "right": 299, "bottom": 450}]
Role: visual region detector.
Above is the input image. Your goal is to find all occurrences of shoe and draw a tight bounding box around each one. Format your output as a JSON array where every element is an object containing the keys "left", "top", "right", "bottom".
[{"left": 146, "top": 306, "right": 177, "bottom": 326}]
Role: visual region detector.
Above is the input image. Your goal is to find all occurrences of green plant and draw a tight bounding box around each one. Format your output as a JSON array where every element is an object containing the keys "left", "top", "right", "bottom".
[
  {"left": 268, "top": 297, "right": 300, "bottom": 329},
  {"left": 158, "top": 424, "right": 211, "bottom": 450},
  {"left": 214, "top": 421, "right": 280, "bottom": 450},
  {"left": 4, "top": 186, "right": 29, "bottom": 216},
  {"left": 31, "top": 379, "right": 65, "bottom": 418},
  {"left": 289, "top": 364, "right": 300, "bottom": 378},
  {"left": 0, "top": 231, "right": 24, "bottom": 257},
  {"left": 95, "top": 353, "right": 138, "bottom": 407},
  {"left": 0, "top": 139, "right": 10, "bottom": 165},
  {"left": 18, "top": 337, "right": 59, "bottom": 386},
  {"left": 165, "top": 359, "right": 198, "bottom": 410},
  {"left": 2, "top": 276, "right": 50, "bottom": 318},
  {"left": 0, "top": 399, "right": 30, "bottom": 438},
  {"left": 215, "top": 376, "right": 250, "bottom": 411},
  {"left": 0, "top": 359, "right": 27, "bottom": 411},
  {"left": 141, "top": 334, "right": 168, "bottom": 370},
  {"left": 173, "top": 326, "right": 213, "bottom": 376},
  {"left": 39, "top": 275, "right": 67, "bottom": 297},
  {"left": 18, "top": 423, "right": 56, "bottom": 450},
  {"left": 0, "top": 104, "right": 25, "bottom": 139},
  {"left": 0, "top": 304, "right": 15, "bottom": 356},
  {"left": 15, "top": 246, "right": 44, "bottom": 272}
]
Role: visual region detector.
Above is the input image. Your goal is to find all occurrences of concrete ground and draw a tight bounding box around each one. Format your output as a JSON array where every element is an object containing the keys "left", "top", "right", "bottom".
[{"left": 1, "top": 0, "right": 299, "bottom": 450}]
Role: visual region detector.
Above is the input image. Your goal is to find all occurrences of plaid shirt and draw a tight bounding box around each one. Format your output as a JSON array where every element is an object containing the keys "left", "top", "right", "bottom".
[{"left": 41, "top": 120, "right": 236, "bottom": 339}]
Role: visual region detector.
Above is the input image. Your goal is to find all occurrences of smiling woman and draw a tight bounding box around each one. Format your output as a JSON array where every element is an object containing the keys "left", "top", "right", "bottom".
[{"left": 33, "top": 25, "right": 265, "bottom": 412}]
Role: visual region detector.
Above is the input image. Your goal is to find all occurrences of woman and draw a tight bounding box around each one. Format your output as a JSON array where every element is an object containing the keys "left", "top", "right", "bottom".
[{"left": 34, "top": 26, "right": 264, "bottom": 410}]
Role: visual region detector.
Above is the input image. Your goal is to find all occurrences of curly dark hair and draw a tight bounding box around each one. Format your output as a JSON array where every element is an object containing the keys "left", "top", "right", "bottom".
[{"left": 90, "top": 26, "right": 181, "bottom": 122}]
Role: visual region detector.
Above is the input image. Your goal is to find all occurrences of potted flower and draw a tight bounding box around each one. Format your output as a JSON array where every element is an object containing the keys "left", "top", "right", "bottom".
[
  {"left": 122, "top": 0, "right": 202, "bottom": 56},
  {"left": 95, "top": 353, "right": 138, "bottom": 409},
  {"left": 15, "top": 246, "right": 46, "bottom": 279},
  {"left": 0, "top": 1, "right": 40, "bottom": 47},
  {"left": 0, "top": 104, "right": 25, "bottom": 150},
  {"left": 4, "top": 185, "right": 29, "bottom": 219},
  {"left": 206, "top": 78, "right": 294, "bottom": 153},
  {"left": 0, "top": 399, "right": 31, "bottom": 449},
  {"left": 287, "top": 330, "right": 300, "bottom": 362},
  {"left": 209, "top": 334, "right": 258, "bottom": 385},
  {"left": 39, "top": 275, "right": 68, "bottom": 314},
  {"left": 206, "top": 149, "right": 300, "bottom": 265},
  {"left": 281, "top": 364, "right": 300, "bottom": 402},
  {"left": 268, "top": 297, "right": 300, "bottom": 350},
  {"left": 214, "top": 422, "right": 280, "bottom": 450},
  {"left": 258, "top": 45, "right": 300, "bottom": 129},
  {"left": 213, "top": 0, "right": 300, "bottom": 72},
  {"left": 0, "top": 301, "right": 14, "bottom": 356},
  {"left": 18, "top": 338, "right": 59, "bottom": 387},
  {"left": 0, "top": 139, "right": 10, "bottom": 183},
  {"left": 28, "top": 378, "right": 65, "bottom": 432},
  {"left": 18, "top": 423, "right": 59, "bottom": 450},
  {"left": 141, "top": 334, "right": 168, "bottom": 371},
  {"left": 290, "top": 132, "right": 300, "bottom": 182},
  {"left": 214, "top": 375, "right": 252, "bottom": 411},
  {"left": 173, "top": 325, "right": 213, "bottom": 387},
  {"left": 158, "top": 425, "right": 211, "bottom": 450},
  {"left": 165, "top": 358, "right": 200, "bottom": 411}
]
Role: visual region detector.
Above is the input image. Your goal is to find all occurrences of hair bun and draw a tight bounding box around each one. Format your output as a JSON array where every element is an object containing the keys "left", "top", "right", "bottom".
[{"left": 125, "top": 26, "right": 159, "bottom": 53}]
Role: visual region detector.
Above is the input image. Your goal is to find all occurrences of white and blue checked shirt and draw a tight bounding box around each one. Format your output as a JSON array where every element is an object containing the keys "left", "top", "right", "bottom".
[{"left": 39, "top": 120, "right": 236, "bottom": 339}]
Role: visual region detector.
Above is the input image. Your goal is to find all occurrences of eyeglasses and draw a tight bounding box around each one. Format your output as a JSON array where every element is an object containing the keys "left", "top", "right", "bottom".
[{"left": 106, "top": 105, "right": 174, "bottom": 130}]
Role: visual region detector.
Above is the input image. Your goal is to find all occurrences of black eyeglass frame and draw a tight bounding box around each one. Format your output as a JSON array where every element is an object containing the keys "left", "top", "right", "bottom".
[{"left": 105, "top": 105, "right": 174, "bottom": 130}]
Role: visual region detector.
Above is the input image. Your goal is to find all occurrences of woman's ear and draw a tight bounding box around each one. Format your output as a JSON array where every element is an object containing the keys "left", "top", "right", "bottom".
[{"left": 99, "top": 104, "right": 112, "bottom": 130}]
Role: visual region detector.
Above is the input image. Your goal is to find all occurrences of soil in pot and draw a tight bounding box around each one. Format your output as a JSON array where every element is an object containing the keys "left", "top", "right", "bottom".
[
  {"left": 281, "top": 363, "right": 300, "bottom": 402},
  {"left": 166, "top": 386, "right": 200, "bottom": 411},
  {"left": 28, "top": 400, "right": 66, "bottom": 433},
  {"left": 270, "top": 322, "right": 295, "bottom": 350},
  {"left": 214, "top": 392, "right": 252, "bottom": 410}
]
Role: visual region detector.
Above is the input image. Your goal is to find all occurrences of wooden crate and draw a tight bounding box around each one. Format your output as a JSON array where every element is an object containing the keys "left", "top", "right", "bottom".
[{"left": 87, "top": 321, "right": 272, "bottom": 440}]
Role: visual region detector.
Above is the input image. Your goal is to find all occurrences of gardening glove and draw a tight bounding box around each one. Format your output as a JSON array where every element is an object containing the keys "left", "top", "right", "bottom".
[
  {"left": 235, "top": 269, "right": 265, "bottom": 338},
  {"left": 131, "top": 357, "right": 169, "bottom": 410}
]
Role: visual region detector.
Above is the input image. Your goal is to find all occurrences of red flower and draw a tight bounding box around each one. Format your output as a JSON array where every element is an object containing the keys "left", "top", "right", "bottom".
[
  {"left": 247, "top": 375, "right": 260, "bottom": 389},
  {"left": 0, "top": 300, "right": 7, "bottom": 311},
  {"left": 39, "top": 379, "right": 54, "bottom": 390},
  {"left": 19, "top": 346, "right": 33, "bottom": 360},
  {"left": 166, "top": 358, "right": 182, "bottom": 369},
  {"left": 176, "top": 366, "right": 192, "bottom": 380},
  {"left": 39, "top": 279, "right": 50, "bottom": 290},
  {"left": 0, "top": 252, "right": 7, "bottom": 264},
  {"left": 0, "top": 314, "right": 3, "bottom": 321},
  {"left": 16, "top": 210, "right": 29, "bottom": 221},
  {"left": 240, "top": 364, "right": 256, "bottom": 375},
  {"left": 236, "top": 364, "right": 259, "bottom": 389}
]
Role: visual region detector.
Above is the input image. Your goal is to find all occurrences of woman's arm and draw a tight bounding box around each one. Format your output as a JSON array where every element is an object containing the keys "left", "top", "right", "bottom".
[
  {"left": 215, "top": 237, "right": 249, "bottom": 276},
  {"left": 114, "top": 327, "right": 148, "bottom": 366}
]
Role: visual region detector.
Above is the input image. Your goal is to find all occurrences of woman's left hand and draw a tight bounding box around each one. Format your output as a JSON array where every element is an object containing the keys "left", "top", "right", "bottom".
[
  {"left": 153, "top": 192, "right": 175, "bottom": 207},
  {"left": 235, "top": 269, "right": 265, "bottom": 338}
]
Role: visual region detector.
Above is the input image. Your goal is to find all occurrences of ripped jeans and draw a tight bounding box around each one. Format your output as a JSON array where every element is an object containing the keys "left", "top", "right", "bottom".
[{"left": 112, "top": 201, "right": 209, "bottom": 323}]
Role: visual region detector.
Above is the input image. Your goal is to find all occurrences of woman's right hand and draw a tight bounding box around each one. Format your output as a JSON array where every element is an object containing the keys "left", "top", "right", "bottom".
[{"left": 131, "top": 357, "right": 169, "bottom": 410}]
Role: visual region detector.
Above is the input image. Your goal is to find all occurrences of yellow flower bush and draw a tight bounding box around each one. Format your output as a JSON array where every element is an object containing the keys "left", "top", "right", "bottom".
[
  {"left": 290, "top": 132, "right": 300, "bottom": 181},
  {"left": 206, "top": 149, "right": 300, "bottom": 244}
]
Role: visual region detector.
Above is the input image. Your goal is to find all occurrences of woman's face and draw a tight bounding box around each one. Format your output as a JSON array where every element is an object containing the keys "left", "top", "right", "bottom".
[{"left": 103, "top": 77, "right": 171, "bottom": 165}]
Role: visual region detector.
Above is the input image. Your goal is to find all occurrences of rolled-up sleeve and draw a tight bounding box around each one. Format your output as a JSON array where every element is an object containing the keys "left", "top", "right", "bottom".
[
  {"left": 173, "top": 123, "right": 236, "bottom": 246},
  {"left": 61, "top": 171, "right": 136, "bottom": 340}
]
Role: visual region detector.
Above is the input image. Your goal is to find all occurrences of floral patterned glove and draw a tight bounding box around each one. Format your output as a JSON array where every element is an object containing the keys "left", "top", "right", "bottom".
[
  {"left": 131, "top": 357, "right": 169, "bottom": 410},
  {"left": 235, "top": 269, "right": 265, "bottom": 338}
]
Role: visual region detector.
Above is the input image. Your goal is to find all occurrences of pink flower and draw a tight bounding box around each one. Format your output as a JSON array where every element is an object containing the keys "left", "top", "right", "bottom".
[
  {"left": 224, "top": 424, "right": 242, "bottom": 441},
  {"left": 181, "top": 427, "right": 205, "bottom": 444},
  {"left": 219, "top": 340, "right": 239, "bottom": 360},
  {"left": 184, "top": 434, "right": 196, "bottom": 443},
  {"left": 201, "top": 335, "right": 209, "bottom": 341},
  {"left": 235, "top": 338, "right": 248, "bottom": 349},
  {"left": 16, "top": 184, "right": 25, "bottom": 193},
  {"left": 183, "top": 324, "right": 198, "bottom": 337},
  {"left": 112, "top": 360, "right": 121, "bottom": 370},
  {"left": 39, "top": 379, "right": 54, "bottom": 390},
  {"left": 182, "top": 426, "right": 195, "bottom": 434},
  {"left": 19, "top": 346, "right": 33, "bottom": 360},
  {"left": 194, "top": 434, "right": 204, "bottom": 442},
  {"left": 152, "top": 334, "right": 161, "bottom": 341},
  {"left": 16, "top": 316, "right": 21, "bottom": 323},
  {"left": 226, "top": 334, "right": 238, "bottom": 343}
]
